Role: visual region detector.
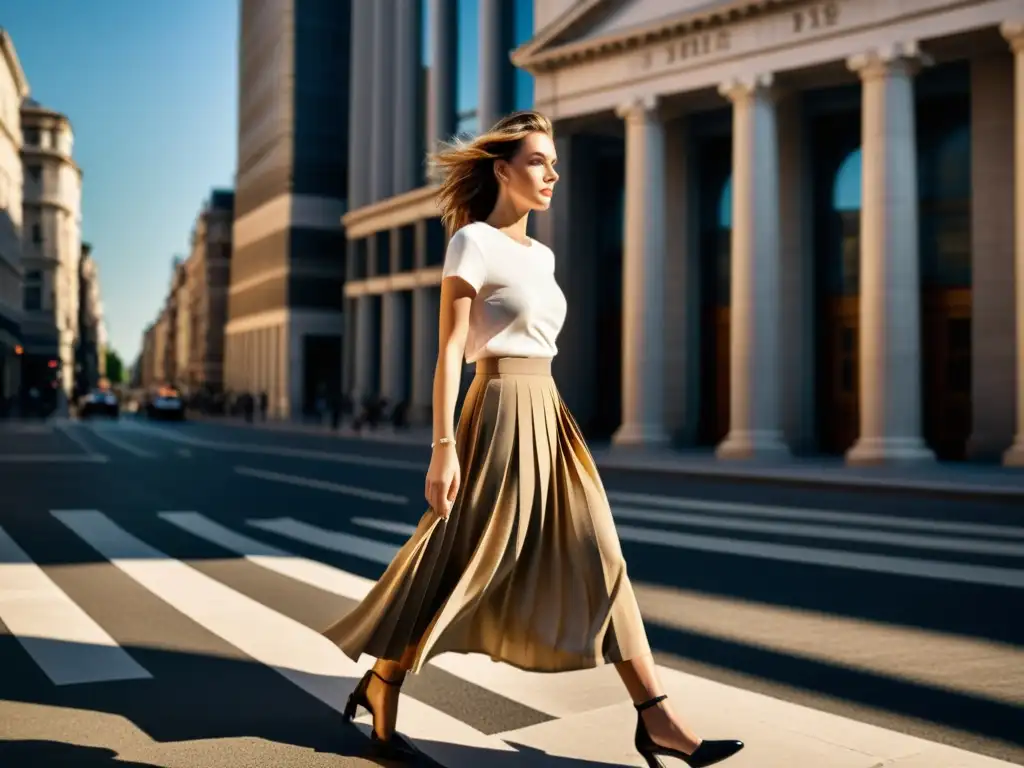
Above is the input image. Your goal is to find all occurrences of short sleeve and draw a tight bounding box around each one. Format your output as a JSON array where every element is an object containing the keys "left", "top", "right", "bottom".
[{"left": 441, "top": 228, "right": 486, "bottom": 292}]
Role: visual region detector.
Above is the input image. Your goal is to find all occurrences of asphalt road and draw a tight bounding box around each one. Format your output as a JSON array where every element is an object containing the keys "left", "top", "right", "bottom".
[{"left": 0, "top": 415, "right": 1021, "bottom": 767}]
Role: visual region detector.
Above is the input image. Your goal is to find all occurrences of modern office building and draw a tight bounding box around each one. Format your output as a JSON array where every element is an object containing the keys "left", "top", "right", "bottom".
[
  {"left": 20, "top": 98, "right": 82, "bottom": 409},
  {"left": 224, "top": 0, "right": 350, "bottom": 418},
  {"left": 507, "top": 0, "right": 1022, "bottom": 466},
  {"left": 186, "top": 189, "right": 233, "bottom": 394},
  {"left": 341, "top": 0, "right": 536, "bottom": 423},
  {"left": 0, "top": 29, "right": 29, "bottom": 414}
]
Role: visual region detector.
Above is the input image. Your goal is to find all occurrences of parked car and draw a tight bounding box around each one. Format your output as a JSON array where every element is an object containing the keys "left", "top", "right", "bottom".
[
  {"left": 147, "top": 387, "right": 185, "bottom": 421},
  {"left": 80, "top": 389, "right": 119, "bottom": 419}
]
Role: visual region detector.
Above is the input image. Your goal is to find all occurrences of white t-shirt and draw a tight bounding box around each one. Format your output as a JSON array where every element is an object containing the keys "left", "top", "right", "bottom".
[{"left": 441, "top": 221, "right": 567, "bottom": 363}]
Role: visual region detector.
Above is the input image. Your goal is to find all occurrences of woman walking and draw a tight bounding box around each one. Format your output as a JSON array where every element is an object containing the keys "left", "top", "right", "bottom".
[{"left": 324, "top": 110, "right": 744, "bottom": 767}]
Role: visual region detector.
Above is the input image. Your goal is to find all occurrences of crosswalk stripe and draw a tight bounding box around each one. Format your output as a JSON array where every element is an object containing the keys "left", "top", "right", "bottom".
[
  {"left": 51, "top": 510, "right": 515, "bottom": 765},
  {"left": 247, "top": 516, "right": 402, "bottom": 562},
  {"left": 0, "top": 524, "right": 152, "bottom": 686},
  {"left": 346, "top": 515, "right": 1024, "bottom": 588},
  {"left": 234, "top": 466, "right": 408, "bottom": 505},
  {"left": 612, "top": 506, "right": 1024, "bottom": 557},
  {"left": 83, "top": 425, "right": 157, "bottom": 458},
  {"left": 616, "top": 523, "right": 1024, "bottom": 588},
  {"left": 172, "top": 512, "right": 638, "bottom": 720},
  {"left": 607, "top": 490, "right": 1024, "bottom": 539}
]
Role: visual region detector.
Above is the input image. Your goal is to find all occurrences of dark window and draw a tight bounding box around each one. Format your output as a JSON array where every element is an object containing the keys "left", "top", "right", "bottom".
[
  {"left": 399, "top": 225, "right": 416, "bottom": 272},
  {"left": 375, "top": 231, "right": 391, "bottom": 275},
  {"left": 32, "top": 224, "right": 42, "bottom": 244},
  {"left": 425, "top": 219, "right": 446, "bottom": 266},
  {"left": 23, "top": 128, "right": 39, "bottom": 145},
  {"left": 24, "top": 285, "right": 41, "bottom": 311},
  {"left": 26, "top": 165, "right": 41, "bottom": 182}
]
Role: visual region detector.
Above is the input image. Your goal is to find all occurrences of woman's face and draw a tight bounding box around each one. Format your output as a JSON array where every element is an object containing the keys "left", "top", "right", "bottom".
[{"left": 497, "top": 131, "right": 559, "bottom": 212}]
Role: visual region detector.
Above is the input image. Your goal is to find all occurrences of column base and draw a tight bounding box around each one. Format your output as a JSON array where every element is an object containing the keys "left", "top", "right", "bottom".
[
  {"left": 846, "top": 436, "right": 935, "bottom": 465},
  {"left": 1003, "top": 437, "right": 1024, "bottom": 467},
  {"left": 715, "top": 430, "right": 790, "bottom": 461},
  {"left": 612, "top": 421, "right": 671, "bottom": 447}
]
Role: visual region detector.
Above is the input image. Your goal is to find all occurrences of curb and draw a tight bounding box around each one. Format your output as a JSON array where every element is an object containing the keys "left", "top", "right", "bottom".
[
  {"left": 188, "top": 415, "right": 1024, "bottom": 502},
  {"left": 591, "top": 454, "right": 1024, "bottom": 502}
]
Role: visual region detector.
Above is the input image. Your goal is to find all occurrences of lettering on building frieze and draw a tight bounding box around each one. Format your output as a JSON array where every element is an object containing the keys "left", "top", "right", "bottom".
[
  {"left": 792, "top": 1, "right": 840, "bottom": 34},
  {"left": 640, "top": 30, "right": 731, "bottom": 71}
]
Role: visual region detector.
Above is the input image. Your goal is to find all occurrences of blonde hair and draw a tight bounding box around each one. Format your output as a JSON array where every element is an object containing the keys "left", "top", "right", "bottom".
[{"left": 430, "top": 110, "right": 554, "bottom": 238}]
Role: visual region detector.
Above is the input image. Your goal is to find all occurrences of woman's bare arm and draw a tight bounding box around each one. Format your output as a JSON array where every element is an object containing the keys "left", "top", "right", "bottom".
[{"left": 432, "top": 277, "right": 474, "bottom": 444}]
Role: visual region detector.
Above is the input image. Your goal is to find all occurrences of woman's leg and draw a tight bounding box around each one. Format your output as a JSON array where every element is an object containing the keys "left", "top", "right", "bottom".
[
  {"left": 365, "top": 645, "right": 418, "bottom": 740},
  {"left": 615, "top": 653, "right": 702, "bottom": 754}
]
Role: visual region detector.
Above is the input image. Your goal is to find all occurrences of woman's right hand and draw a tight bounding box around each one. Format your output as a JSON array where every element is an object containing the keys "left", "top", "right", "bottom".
[{"left": 425, "top": 445, "right": 461, "bottom": 520}]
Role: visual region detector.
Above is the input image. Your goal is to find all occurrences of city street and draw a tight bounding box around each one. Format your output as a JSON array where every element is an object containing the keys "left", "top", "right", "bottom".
[{"left": 1, "top": 417, "right": 1022, "bottom": 768}]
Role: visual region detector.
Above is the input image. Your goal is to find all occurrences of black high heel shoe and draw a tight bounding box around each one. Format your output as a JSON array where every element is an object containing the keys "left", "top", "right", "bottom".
[
  {"left": 634, "top": 694, "right": 744, "bottom": 767},
  {"left": 343, "top": 669, "right": 419, "bottom": 761}
]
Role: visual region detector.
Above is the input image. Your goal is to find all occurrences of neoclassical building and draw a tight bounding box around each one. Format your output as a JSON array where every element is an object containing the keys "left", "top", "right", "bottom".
[
  {"left": 20, "top": 99, "right": 82, "bottom": 406},
  {"left": 0, "top": 29, "right": 28, "bottom": 412},
  {"left": 345, "top": 0, "right": 1022, "bottom": 466}
]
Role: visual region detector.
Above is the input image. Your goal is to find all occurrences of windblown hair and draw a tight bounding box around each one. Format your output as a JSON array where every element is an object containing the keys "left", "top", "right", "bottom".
[{"left": 430, "top": 110, "right": 554, "bottom": 237}]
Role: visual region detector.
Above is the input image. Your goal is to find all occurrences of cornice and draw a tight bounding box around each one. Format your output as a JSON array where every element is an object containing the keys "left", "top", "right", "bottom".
[{"left": 513, "top": 0, "right": 804, "bottom": 74}]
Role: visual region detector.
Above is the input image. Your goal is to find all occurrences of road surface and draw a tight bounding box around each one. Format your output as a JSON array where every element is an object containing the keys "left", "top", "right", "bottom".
[{"left": 1, "top": 416, "right": 1021, "bottom": 767}]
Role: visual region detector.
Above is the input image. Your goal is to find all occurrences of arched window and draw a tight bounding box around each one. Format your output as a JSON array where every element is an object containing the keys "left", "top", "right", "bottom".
[
  {"left": 831, "top": 148, "right": 861, "bottom": 295},
  {"left": 832, "top": 148, "right": 861, "bottom": 212},
  {"left": 715, "top": 175, "right": 732, "bottom": 302},
  {"left": 717, "top": 175, "right": 732, "bottom": 230}
]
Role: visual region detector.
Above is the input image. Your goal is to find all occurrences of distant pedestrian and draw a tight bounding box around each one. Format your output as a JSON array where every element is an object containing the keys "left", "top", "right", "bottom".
[{"left": 321, "top": 111, "right": 742, "bottom": 766}]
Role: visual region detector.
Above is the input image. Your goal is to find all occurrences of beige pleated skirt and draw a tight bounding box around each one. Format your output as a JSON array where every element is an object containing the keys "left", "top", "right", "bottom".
[{"left": 322, "top": 356, "right": 651, "bottom": 674}]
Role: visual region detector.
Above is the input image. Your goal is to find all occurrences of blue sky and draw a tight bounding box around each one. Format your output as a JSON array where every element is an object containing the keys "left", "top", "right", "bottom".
[{"left": 3, "top": 0, "right": 238, "bottom": 362}]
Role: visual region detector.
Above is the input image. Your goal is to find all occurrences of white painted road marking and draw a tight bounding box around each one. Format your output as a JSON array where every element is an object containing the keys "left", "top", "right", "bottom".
[
  {"left": 84, "top": 425, "right": 157, "bottom": 458},
  {"left": 0, "top": 454, "right": 108, "bottom": 463},
  {"left": 0, "top": 524, "right": 151, "bottom": 685},
  {"left": 612, "top": 506, "right": 1024, "bottom": 557},
  {"left": 607, "top": 490, "right": 1024, "bottom": 539},
  {"left": 52, "top": 510, "right": 515, "bottom": 764},
  {"left": 246, "top": 516, "right": 402, "bottom": 564},
  {"left": 234, "top": 465, "right": 408, "bottom": 505}
]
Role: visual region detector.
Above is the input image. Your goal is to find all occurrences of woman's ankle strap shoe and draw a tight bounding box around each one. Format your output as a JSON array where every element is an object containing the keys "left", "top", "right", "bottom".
[{"left": 633, "top": 694, "right": 744, "bottom": 768}]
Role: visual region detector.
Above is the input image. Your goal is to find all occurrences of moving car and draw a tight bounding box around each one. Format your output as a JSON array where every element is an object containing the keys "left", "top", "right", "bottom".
[
  {"left": 147, "top": 386, "right": 185, "bottom": 421},
  {"left": 79, "top": 389, "right": 119, "bottom": 419}
]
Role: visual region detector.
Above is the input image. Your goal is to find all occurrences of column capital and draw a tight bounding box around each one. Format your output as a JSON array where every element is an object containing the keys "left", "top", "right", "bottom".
[
  {"left": 847, "top": 41, "right": 932, "bottom": 80},
  {"left": 717, "top": 72, "right": 774, "bottom": 103},
  {"left": 616, "top": 94, "right": 659, "bottom": 122},
  {"left": 1000, "top": 21, "right": 1024, "bottom": 51}
]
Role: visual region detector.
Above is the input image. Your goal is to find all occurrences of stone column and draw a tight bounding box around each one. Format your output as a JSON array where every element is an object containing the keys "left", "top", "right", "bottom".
[
  {"left": 348, "top": 0, "right": 373, "bottom": 210},
  {"left": 393, "top": 1, "right": 420, "bottom": 194},
  {"left": 370, "top": 0, "right": 396, "bottom": 202},
  {"left": 716, "top": 74, "right": 788, "bottom": 459},
  {"left": 428, "top": 0, "right": 456, "bottom": 150},
  {"left": 1002, "top": 22, "right": 1024, "bottom": 466},
  {"left": 411, "top": 287, "right": 439, "bottom": 424},
  {"left": 846, "top": 42, "right": 934, "bottom": 464},
  {"left": 612, "top": 95, "right": 669, "bottom": 446},
  {"left": 353, "top": 295, "right": 375, "bottom": 402},
  {"left": 380, "top": 292, "right": 409, "bottom": 405},
  {"left": 478, "top": 0, "right": 506, "bottom": 132}
]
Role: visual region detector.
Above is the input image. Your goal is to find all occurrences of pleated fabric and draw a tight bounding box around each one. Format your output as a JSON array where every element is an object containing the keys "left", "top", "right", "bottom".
[{"left": 322, "top": 356, "right": 651, "bottom": 674}]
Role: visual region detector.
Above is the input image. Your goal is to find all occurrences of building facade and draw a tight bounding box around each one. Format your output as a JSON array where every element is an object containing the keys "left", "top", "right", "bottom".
[
  {"left": 224, "top": 0, "right": 351, "bottom": 417},
  {"left": 341, "top": 0, "right": 536, "bottom": 422},
  {"left": 186, "top": 190, "right": 234, "bottom": 393},
  {"left": 345, "top": 0, "right": 1022, "bottom": 466},
  {"left": 163, "top": 259, "right": 187, "bottom": 387},
  {"left": 510, "top": 0, "right": 1023, "bottom": 466},
  {"left": 0, "top": 29, "right": 28, "bottom": 414},
  {"left": 20, "top": 98, "right": 82, "bottom": 408},
  {"left": 75, "top": 243, "right": 107, "bottom": 394}
]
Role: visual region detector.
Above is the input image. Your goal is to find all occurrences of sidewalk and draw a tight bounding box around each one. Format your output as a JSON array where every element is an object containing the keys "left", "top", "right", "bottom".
[{"left": 189, "top": 414, "right": 1024, "bottom": 499}]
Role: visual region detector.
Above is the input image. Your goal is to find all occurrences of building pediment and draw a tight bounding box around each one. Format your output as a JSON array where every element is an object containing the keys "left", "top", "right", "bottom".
[{"left": 512, "top": 0, "right": 800, "bottom": 73}]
